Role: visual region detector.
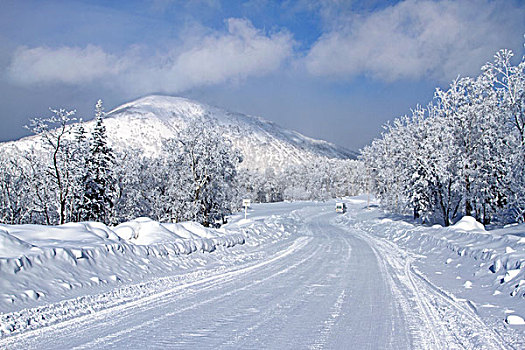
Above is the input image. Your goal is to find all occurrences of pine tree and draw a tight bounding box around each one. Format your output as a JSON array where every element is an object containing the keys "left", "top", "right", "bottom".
[{"left": 81, "top": 100, "right": 116, "bottom": 224}]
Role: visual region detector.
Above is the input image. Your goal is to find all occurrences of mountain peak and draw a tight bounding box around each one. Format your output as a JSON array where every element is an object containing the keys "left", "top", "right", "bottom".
[{"left": 3, "top": 95, "right": 357, "bottom": 171}]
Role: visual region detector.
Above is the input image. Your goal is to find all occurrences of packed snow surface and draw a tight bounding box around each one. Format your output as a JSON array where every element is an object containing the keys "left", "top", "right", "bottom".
[{"left": 1, "top": 198, "right": 524, "bottom": 349}]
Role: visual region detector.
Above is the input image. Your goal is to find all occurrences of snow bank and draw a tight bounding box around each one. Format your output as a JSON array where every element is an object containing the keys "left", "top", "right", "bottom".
[
  {"left": 0, "top": 202, "right": 306, "bottom": 317},
  {"left": 0, "top": 222, "right": 122, "bottom": 251},
  {"left": 179, "top": 222, "right": 217, "bottom": 239},
  {"left": 0, "top": 202, "right": 308, "bottom": 338},
  {"left": 0, "top": 218, "right": 243, "bottom": 260},
  {"left": 162, "top": 222, "right": 200, "bottom": 240},
  {"left": 330, "top": 199, "right": 525, "bottom": 342},
  {"left": 114, "top": 217, "right": 185, "bottom": 244},
  {"left": 451, "top": 216, "right": 486, "bottom": 233},
  {"left": 336, "top": 206, "right": 525, "bottom": 333},
  {"left": 0, "top": 217, "right": 248, "bottom": 313},
  {"left": 0, "top": 228, "right": 37, "bottom": 259},
  {"left": 353, "top": 216, "right": 525, "bottom": 297}
]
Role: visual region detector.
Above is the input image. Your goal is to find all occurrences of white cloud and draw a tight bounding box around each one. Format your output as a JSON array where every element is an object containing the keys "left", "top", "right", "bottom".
[
  {"left": 7, "top": 18, "right": 294, "bottom": 93},
  {"left": 7, "top": 45, "right": 129, "bottom": 85},
  {"left": 304, "top": 0, "right": 525, "bottom": 82},
  {"left": 159, "top": 18, "right": 294, "bottom": 91}
]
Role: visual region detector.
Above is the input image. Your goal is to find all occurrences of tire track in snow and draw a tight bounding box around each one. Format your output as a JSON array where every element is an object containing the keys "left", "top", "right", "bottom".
[
  {"left": 348, "top": 223, "right": 509, "bottom": 350},
  {"left": 0, "top": 236, "right": 312, "bottom": 349},
  {"left": 371, "top": 239, "right": 450, "bottom": 349},
  {"left": 218, "top": 247, "right": 336, "bottom": 348},
  {"left": 70, "top": 236, "right": 316, "bottom": 349},
  {"left": 308, "top": 289, "right": 346, "bottom": 350},
  {"left": 218, "top": 217, "right": 355, "bottom": 350},
  {"left": 307, "top": 218, "right": 353, "bottom": 350},
  {"left": 407, "top": 263, "right": 509, "bottom": 349},
  {"left": 365, "top": 241, "right": 423, "bottom": 349}
]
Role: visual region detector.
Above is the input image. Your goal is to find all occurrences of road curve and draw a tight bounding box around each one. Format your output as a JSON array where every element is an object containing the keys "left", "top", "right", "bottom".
[{"left": 0, "top": 202, "right": 507, "bottom": 349}]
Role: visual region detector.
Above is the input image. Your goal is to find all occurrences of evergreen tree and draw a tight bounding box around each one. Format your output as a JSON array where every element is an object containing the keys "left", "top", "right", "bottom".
[{"left": 81, "top": 100, "right": 116, "bottom": 224}]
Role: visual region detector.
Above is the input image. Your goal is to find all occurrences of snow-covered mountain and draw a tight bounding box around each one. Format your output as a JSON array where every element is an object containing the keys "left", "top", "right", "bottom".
[
  {"left": 1, "top": 95, "right": 356, "bottom": 171},
  {"left": 97, "top": 95, "right": 356, "bottom": 170}
]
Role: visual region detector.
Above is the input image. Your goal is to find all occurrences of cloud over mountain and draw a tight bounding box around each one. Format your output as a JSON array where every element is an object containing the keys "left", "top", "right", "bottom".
[{"left": 7, "top": 18, "right": 294, "bottom": 94}]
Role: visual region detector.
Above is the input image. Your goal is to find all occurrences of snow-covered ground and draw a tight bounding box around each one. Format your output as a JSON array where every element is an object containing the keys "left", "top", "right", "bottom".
[
  {"left": 339, "top": 199, "right": 525, "bottom": 344},
  {"left": 1, "top": 198, "right": 524, "bottom": 348},
  {"left": 0, "top": 217, "right": 246, "bottom": 313}
]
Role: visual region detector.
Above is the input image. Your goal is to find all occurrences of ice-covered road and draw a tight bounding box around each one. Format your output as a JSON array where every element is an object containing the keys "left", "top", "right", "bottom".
[{"left": 0, "top": 201, "right": 509, "bottom": 349}]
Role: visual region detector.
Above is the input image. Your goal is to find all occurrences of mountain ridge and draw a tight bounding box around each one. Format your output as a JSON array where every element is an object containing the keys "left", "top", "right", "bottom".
[{"left": 2, "top": 95, "right": 357, "bottom": 171}]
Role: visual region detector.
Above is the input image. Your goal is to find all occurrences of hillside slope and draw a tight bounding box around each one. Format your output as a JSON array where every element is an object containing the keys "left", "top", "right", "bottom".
[
  {"left": 100, "top": 95, "right": 356, "bottom": 170},
  {"left": 1, "top": 95, "right": 356, "bottom": 171}
]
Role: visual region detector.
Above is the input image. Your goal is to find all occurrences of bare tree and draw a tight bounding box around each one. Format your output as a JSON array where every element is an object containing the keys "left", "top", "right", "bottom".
[{"left": 26, "top": 108, "right": 77, "bottom": 224}]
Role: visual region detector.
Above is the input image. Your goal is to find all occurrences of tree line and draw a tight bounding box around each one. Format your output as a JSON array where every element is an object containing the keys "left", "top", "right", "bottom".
[
  {"left": 0, "top": 101, "right": 364, "bottom": 226},
  {"left": 0, "top": 101, "right": 242, "bottom": 226},
  {"left": 361, "top": 48, "right": 525, "bottom": 226},
  {"left": 238, "top": 159, "right": 364, "bottom": 203}
]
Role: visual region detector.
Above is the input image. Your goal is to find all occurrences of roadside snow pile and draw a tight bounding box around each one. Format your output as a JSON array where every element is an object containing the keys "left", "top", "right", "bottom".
[
  {"left": 114, "top": 218, "right": 185, "bottom": 244},
  {"left": 1, "top": 222, "right": 121, "bottom": 251},
  {"left": 0, "top": 218, "right": 245, "bottom": 312},
  {"left": 349, "top": 215, "right": 525, "bottom": 298},
  {"left": 337, "top": 207, "right": 525, "bottom": 331},
  {"left": 0, "top": 202, "right": 304, "bottom": 337},
  {"left": 0, "top": 229, "right": 37, "bottom": 259},
  {"left": 0, "top": 202, "right": 303, "bottom": 316},
  {"left": 114, "top": 217, "right": 243, "bottom": 252},
  {"left": 451, "top": 216, "right": 487, "bottom": 233}
]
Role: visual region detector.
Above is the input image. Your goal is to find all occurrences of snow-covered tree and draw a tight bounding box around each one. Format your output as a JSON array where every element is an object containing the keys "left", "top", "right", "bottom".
[
  {"left": 67, "top": 122, "right": 90, "bottom": 222},
  {"left": 172, "top": 119, "right": 241, "bottom": 226},
  {"left": 362, "top": 46, "right": 524, "bottom": 225},
  {"left": 111, "top": 149, "right": 159, "bottom": 222},
  {"left": 482, "top": 49, "right": 525, "bottom": 221},
  {"left": 80, "top": 100, "right": 116, "bottom": 224},
  {"left": 0, "top": 149, "right": 33, "bottom": 224},
  {"left": 25, "top": 108, "right": 78, "bottom": 224},
  {"left": 239, "top": 158, "right": 364, "bottom": 203}
]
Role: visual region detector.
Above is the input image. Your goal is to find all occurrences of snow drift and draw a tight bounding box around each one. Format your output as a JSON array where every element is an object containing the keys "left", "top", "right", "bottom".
[
  {"left": 0, "top": 203, "right": 305, "bottom": 337},
  {"left": 348, "top": 215, "right": 525, "bottom": 300},
  {"left": 0, "top": 202, "right": 305, "bottom": 320},
  {"left": 0, "top": 218, "right": 245, "bottom": 312}
]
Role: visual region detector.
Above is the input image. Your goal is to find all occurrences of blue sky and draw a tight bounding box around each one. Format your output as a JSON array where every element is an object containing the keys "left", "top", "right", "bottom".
[{"left": 1, "top": 0, "right": 524, "bottom": 150}]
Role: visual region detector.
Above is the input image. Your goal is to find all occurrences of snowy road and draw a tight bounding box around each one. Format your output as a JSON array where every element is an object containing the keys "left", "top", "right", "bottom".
[{"left": 0, "top": 202, "right": 509, "bottom": 349}]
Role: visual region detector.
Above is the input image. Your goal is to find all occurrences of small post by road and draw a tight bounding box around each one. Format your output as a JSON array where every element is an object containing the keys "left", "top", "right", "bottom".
[{"left": 243, "top": 199, "right": 251, "bottom": 220}]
